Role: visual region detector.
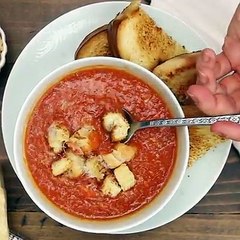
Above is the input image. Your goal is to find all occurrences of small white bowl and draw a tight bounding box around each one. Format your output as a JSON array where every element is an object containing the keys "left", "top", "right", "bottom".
[
  {"left": 0, "top": 27, "right": 7, "bottom": 70},
  {"left": 14, "top": 57, "right": 189, "bottom": 233}
]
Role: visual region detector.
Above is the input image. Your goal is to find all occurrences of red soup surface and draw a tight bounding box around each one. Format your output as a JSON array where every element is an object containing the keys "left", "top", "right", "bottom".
[{"left": 25, "top": 66, "right": 177, "bottom": 219}]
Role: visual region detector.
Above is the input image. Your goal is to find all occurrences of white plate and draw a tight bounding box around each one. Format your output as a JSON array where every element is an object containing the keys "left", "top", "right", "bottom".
[{"left": 1, "top": 1, "right": 231, "bottom": 234}]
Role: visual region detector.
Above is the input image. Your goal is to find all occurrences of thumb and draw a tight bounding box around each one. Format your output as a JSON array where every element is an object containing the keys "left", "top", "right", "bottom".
[{"left": 211, "top": 121, "right": 240, "bottom": 141}]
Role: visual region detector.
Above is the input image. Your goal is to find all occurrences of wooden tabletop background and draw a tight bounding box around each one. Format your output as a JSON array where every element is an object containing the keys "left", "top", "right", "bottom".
[{"left": 1, "top": 0, "right": 240, "bottom": 239}]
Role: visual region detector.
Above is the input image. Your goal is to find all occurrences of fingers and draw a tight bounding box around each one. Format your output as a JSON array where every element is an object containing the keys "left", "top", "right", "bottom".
[
  {"left": 214, "top": 52, "right": 232, "bottom": 78},
  {"left": 196, "top": 49, "right": 231, "bottom": 86},
  {"left": 196, "top": 49, "right": 216, "bottom": 83},
  {"left": 211, "top": 121, "right": 240, "bottom": 141},
  {"left": 220, "top": 73, "right": 240, "bottom": 94},
  {"left": 187, "top": 85, "right": 217, "bottom": 115},
  {"left": 187, "top": 84, "right": 238, "bottom": 115}
]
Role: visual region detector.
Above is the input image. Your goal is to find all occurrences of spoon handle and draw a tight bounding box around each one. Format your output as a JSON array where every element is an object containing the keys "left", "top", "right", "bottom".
[{"left": 140, "top": 114, "right": 240, "bottom": 128}]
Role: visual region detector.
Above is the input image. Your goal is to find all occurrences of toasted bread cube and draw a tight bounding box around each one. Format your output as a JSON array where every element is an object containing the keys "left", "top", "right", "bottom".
[
  {"left": 114, "top": 164, "right": 136, "bottom": 191},
  {"left": 102, "top": 112, "right": 129, "bottom": 142},
  {"left": 67, "top": 137, "right": 91, "bottom": 155},
  {"left": 102, "top": 112, "right": 122, "bottom": 131},
  {"left": 112, "top": 143, "right": 137, "bottom": 162},
  {"left": 48, "top": 122, "right": 70, "bottom": 153},
  {"left": 51, "top": 158, "right": 71, "bottom": 176},
  {"left": 77, "top": 125, "right": 95, "bottom": 138},
  {"left": 67, "top": 125, "right": 95, "bottom": 155},
  {"left": 101, "top": 175, "right": 121, "bottom": 197},
  {"left": 65, "top": 151, "right": 85, "bottom": 178},
  {"left": 111, "top": 126, "right": 129, "bottom": 142},
  {"left": 102, "top": 153, "right": 122, "bottom": 169},
  {"left": 85, "top": 156, "right": 106, "bottom": 181}
]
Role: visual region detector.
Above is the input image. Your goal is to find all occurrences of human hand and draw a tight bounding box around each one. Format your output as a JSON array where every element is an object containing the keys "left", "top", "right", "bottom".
[{"left": 187, "top": 5, "right": 240, "bottom": 140}]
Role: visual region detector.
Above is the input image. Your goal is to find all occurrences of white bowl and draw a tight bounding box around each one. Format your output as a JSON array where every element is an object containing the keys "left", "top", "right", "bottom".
[
  {"left": 14, "top": 57, "right": 189, "bottom": 233},
  {"left": 0, "top": 27, "right": 7, "bottom": 70}
]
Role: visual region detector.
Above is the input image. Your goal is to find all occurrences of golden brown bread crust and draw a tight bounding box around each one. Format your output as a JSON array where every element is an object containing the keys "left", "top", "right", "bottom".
[
  {"left": 153, "top": 51, "right": 200, "bottom": 104},
  {"left": 182, "top": 104, "right": 205, "bottom": 118},
  {"left": 188, "top": 126, "right": 226, "bottom": 167},
  {"left": 108, "top": 3, "right": 187, "bottom": 70},
  {"left": 181, "top": 104, "right": 226, "bottom": 167},
  {"left": 75, "top": 25, "right": 112, "bottom": 59}
]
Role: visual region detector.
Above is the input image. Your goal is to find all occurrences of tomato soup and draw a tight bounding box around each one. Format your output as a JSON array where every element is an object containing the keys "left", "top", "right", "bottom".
[{"left": 25, "top": 67, "right": 177, "bottom": 219}]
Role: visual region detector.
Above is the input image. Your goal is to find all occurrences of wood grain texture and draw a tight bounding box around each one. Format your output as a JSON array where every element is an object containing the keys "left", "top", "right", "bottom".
[
  {"left": 1, "top": 0, "right": 240, "bottom": 239},
  {"left": 7, "top": 212, "right": 240, "bottom": 240}
]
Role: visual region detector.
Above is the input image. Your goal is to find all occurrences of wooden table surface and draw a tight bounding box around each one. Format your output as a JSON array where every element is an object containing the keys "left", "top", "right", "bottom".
[{"left": 1, "top": 0, "right": 240, "bottom": 239}]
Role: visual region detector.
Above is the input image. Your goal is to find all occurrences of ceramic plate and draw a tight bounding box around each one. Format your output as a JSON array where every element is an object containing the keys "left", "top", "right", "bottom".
[{"left": 1, "top": 1, "right": 231, "bottom": 234}]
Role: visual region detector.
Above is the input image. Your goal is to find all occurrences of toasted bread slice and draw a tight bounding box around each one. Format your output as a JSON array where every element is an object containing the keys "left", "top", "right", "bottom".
[
  {"left": 108, "top": 0, "right": 187, "bottom": 70},
  {"left": 182, "top": 104, "right": 206, "bottom": 118},
  {"left": 188, "top": 126, "right": 226, "bottom": 167},
  {"left": 181, "top": 104, "right": 226, "bottom": 167},
  {"left": 153, "top": 52, "right": 200, "bottom": 104},
  {"left": 75, "top": 25, "right": 112, "bottom": 59}
]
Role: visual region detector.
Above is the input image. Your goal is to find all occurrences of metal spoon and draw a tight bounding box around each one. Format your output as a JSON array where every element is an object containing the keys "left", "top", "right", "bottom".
[{"left": 122, "top": 108, "right": 240, "bottom": 143}]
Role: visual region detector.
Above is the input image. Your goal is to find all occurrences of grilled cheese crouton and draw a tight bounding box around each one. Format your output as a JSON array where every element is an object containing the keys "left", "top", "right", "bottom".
[
  {"left": 65, "top": 151, "right": 85, "bottom": 178},
  {"left": 51, "top": 158, "right": 72, "bottom": 176},
  {"left": 67, "top": 125, "right": 95, "bottom": 155},
  {"left": 85, "top": 155, "right": 106, "bottom": 181},
  {"left": 48, "top": 122, "right": 70, "bottom": 153},
  {"left": 108, "top": 1, "right": 187, "bottom": 70},
  {"left": 75, "top": 25, "right": 112, "bottom": 59},
  {"left": 112, "top": 143, "right": 137, "bottom": 162},
  {"left": 153, "top": 52, "right": 200, "bottom": 104},
  {"left": 77, "top": 125, "right": 95, "bottom": 138},
  {"left": 101, "top": 174, "right": 121, "bottom": 197},
  {"left": 102, "top": 112, "right": 130, "bottom": 142},
  {"left": 102, "top": 143, "right": 136, "bottom": 169},
  {"left": 114, "top": 164, "right": 136, "bottom": 191},
  {"left": 102, "top": 153, "right": 122, "bottom": 169}
]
